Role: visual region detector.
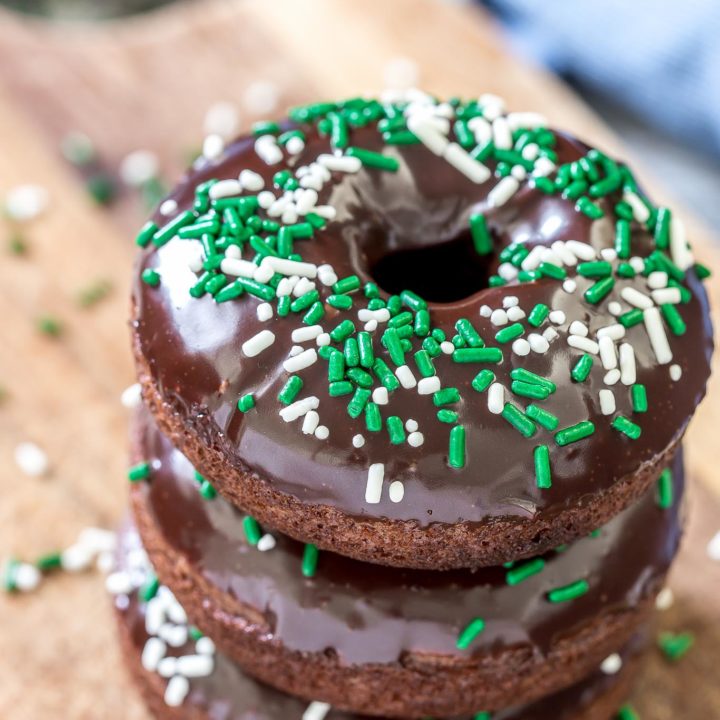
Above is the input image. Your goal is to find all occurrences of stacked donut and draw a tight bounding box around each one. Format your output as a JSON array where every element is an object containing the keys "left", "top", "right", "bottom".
[{"left": 112, "top": 91, "right": 713, "bottom": 719}]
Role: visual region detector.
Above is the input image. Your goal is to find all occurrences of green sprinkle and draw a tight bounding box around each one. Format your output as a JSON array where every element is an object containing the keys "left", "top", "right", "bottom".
[
  {"left": 548, "top": 579, "right": 589, "bottom": 603},
  {"left": 86, "top": 172, "right": 116, "bottom": 206},
  {"left": 456, "top": 616, "right": 485, "bottom": 649},
  {"left": 571, "top": 354, "right": 594, "bottom": 382},
  {"left": 455, "top": 318, "right": 483, "bottom": 348},
  {"left": 695, "top": 262, "right": 712, "bottom": 280},
  {"left": 400, "top": 290, "right": 427, "bottom": 312},
  {"left": 453, "top": 347, "right": 503, "bottom": 364},
  {"left": 386, "top": 415, "right": 406, "bottom": 445},
  {"left": 631, "top": 384, "right": 648, "bottom": 413},
  {"left": 657, "top": 468, "right": 674, "bottom": 509},
  {"left": 576, "top": 196, "right": 604, "bottom": 219},
  {"left": 661, "top": 303, "right": 687, "bottom": 336},
  {"left": 329, "top": 381, "right": 353, "bottom": 397},
  {"left": 495, "top": 323, "right": 524, "bottom": 344},
  {"left": 345, "top": 146, "right": 399, "bottom": 172},
  {"left": 413, "top": 350, "right": 435, "bottom": 378},
  {"left": 414, "top": 309, "right": 431, "bottom": 337},
  {"left": 37, "top": 315, "right": 63, "bottom": 337},
  {"left": 344, "top": 338, "right": 360, "bottom": 367},
  {"left": 242, "top": 516, "right": 262, "bottom": 546},
  {"left": 615, "top": 219, "right": 631, "bottom": 259},
  {"left": 510, "top": 368, "right": 556, "bottom": 393},
  {"left": 35, "top": 552, "right": 62, "bottom": 572},
  {"left": 506, "top": 557, "right": 545, "bottom": 585},
  {"left": 584, "top": 276, "right": 615, "bottom": 304},
  {"left": 555, "top": 421, "right": 595, "bottom": 446},
  {"left": 348, "top": 387, "right": 371, "bottom": 418},
  {"left": 328, "top": 351, "right": 345, "bottom": 382},
  {"left": 278, "top": 376, "right": 303, "bottom": 405},
  {"left": 538, "top": 262, "right": 567, "bottom": 280},
  {"left": 138, "top": 574, "right": 160, "bottom": 602},
  {"left": 333, "top": 275, "right": 361, "bottom": 294},
  {"left": 3, "top": 559, "right": 19, "bottom": 592},
  {"left": 330, "top": 319, "right": 355, "bottom": 342},
  {"left": 527, "top": 303, "right": 549, "bottom": 327},
  {"left": 577, "top": 261, "right": 612, "bottom": 278},
  {"left": 502, "top": 403, "right": 536, "bottom": 438},
  {"left": 382, "top": 328, "right": 405, "bottom": 365},
  {"left": 448, "top": 425, "right": 466, "bottom": 468},
  {"left": 471, "top": 369, "right": 495, "bottom": 393},
  {"left": 127, "top": 462, "right": 151, "bottom": 482},
  {"left": 470, "top": 213, "right": 492, "bottom": 255},
  {"left": 327, "top": 294, "right": 353, "bottom": 310},
  {"left": 373, "top": 358, "right": 400, "bottom": 391},
  {"left": 511, "top": 380, "right": 550, "bottom": 400},
  {"left": 654, "top": 207, "right": 672, "bottom": 249},
  {"left": 619, "top": 308, "right": 644, "bottom": 328},
  {"left": 136, "top": 220, "right": 158, "bottom": 247},
  {"left": 199, "top": 480, "right": 217, "bottom": 499},
  {"left": 303, "top": 302, "right": 325, "bottom": 325},
  {"left": 616, "top": 705, "right": 640, "bottom": 720},
  {"left": 365, "top": 402, "right": 382, "bottom": 432},
  {"left": 237, "top": 394, "right": 256, "bottom": 413},
  {"left": 612, "top": 415, "right": 642, "bottom": 439},
  {"left": 534, "top": 445, "right": 552, "bottom": 489},
  {"left": 437, "top": 409, "right": 459, "bottom": 424},
  {"left": 291, "top": 290, "right": 320, "bottom": 313},
  {"left": 302, "top": 544, "right": 319, "bottom": 577},
  {"left": 658, "top": 631, "right": 694, "bottom": 661},
  {"left": 433, "top": 387, "right": 460, "bottom": 406},
  {"left": 525, "top": 404, "right": 559, "bottom": 431}
]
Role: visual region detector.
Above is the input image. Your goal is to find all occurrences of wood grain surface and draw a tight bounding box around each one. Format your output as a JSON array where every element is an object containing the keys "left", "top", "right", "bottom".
[{"left": 0, "top": 1, "right": 717, "bottom": 717}]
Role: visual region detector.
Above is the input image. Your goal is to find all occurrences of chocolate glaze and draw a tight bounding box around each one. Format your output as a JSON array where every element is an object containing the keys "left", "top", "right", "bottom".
[
  {"left": 117, "top": 524, "right": 643, "bottom": 720},
  {"left": 134, "top": 413, "right": 682, "bottom": 666},
  {"left": 132, "top": 118, "right": 713, "bottom": 528}
]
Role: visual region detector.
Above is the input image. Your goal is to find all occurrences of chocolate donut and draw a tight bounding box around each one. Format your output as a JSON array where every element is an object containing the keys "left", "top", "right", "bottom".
[
  {"left": 112, "top": 522, "right": 645, "bottom": 720},
  {"left": 131, "top": 92, "right": 712, "bottom": 569},
  {"left": 128, "top": 410, "right": 682, "bottom": 718}
]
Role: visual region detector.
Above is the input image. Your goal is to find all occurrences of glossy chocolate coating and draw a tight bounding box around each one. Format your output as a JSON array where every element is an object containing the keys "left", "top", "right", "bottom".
[
  {"left": 134, "top": 414, "right": 682, "bottom": 666},
  {"left": 132, "top": 120, "right": 712, "bottom": 528}
]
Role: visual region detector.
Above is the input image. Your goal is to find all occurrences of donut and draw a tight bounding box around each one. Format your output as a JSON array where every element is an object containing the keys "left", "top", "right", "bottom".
[
  {"left": 127, "top": 410, "right": 682, "bottom": 718},
  {"left": 112, "top": 520, "right": 646, "bottom": 720},
  {"left": 131, "top": 91, "right": 712, "bottom": 569}
]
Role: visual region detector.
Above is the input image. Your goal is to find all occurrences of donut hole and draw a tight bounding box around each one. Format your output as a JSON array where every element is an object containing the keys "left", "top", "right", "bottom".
[{"left": 369, "top": 230, "right": 493, "bottom": 304}]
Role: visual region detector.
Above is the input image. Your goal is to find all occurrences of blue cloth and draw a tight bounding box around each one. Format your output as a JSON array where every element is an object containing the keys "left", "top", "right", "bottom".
[{"left": 481, "top": 0, "right": 720, "bottom": 156}]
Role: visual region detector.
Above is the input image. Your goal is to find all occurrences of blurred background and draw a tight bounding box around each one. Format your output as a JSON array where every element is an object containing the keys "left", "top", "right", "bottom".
[{"left": 0, "top": 0, "right": 718, "bottom": 717}]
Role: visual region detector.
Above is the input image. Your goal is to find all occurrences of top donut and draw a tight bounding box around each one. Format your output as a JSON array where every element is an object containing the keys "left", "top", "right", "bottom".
[{"left": 131, "top": 91, "right": 713, "bottom": 569}]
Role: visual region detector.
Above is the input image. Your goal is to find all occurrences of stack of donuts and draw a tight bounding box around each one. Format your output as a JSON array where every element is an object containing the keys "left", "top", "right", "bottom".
[{"left": 112, "top": 91, "right": 713, "bottom": 719}]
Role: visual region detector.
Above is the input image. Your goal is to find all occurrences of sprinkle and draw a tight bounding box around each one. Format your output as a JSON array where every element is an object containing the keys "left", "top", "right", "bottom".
[
  {"left": 279, "top": 396, "right": 319, "bottom": 422},
  {"left": 14, "top": 442, "right": 49, "bottom": 477},
  {"left": 512, "top": 338, "right": 531, "bottom": 356},
  {"left": 565, "top": 241, "right": 596, "bottom": 261},
  {"left": 254, "top": 135, "right": 282, "bottom": 165},
  {"left": 612, "top": 415, "right": 642, "bottom": 439},
  {"left": 237, "top": 394, "right": 255, "bottom": 413},
  {"left": 453, "top": 347, "right": 503, "bottom": 363},
  {"left": 621, "top": 287, "right": 653, "bottom": 310},
  {"left": 314, "top": 425, "right": 329, "bottom": 440},
  {"left": 534, "top": 445, "right": 552, "bottom": 489},
  {"left": 456, "top": 617, "right": 486, "bottom": 650},
  {"left": 547, "top": 579, "right": 589, "bottom": 603},
  {"left": 302, "top": 544, "right": 319, "bottom": 577},
  {"left": 670, "top": 215, "right": 693, "bottom": 270},
  {"left": 597, "top": 323, "right": 625, "bottom": 340},
  {"left": 599, "top": 389, "right": 616, "bottom": 415},
  {"left": 527, "top": 303, "right": 549, "bottom": 327},
  {"left": 656, "top": 587, "right": 675, "bottom": 610},
  {"left": 278, "top": 376, "right": 303, "bottom": 405},
  {"left": 302, "top": 411, "right": 320, "bottom": 435},
  {"left": 164, "top": 675, "right": 190, "bottom": 707},
  {"left": 619, "top": 344, "right": 637, "bottom": 385},
  {"left": 616, "top": 704, "right": 640, "bottom": 720},
  {"left": 242, "top": 516, "right": 262, "bottom": 546},
  {"left": 598, "top": 336, "right": 618, "bottom": 370},
  {"left": 469, "top": 213, "right": 492, "bottom": 255},
  {"left": 487, "top": 383, "right": 504, "bottom": 414},
  {"left": 569, "top": 321, "right": 588, "bottom": 337},
  {"left": 488, "top": 176, "right": 519, "bottom": 207},
  {"left": 389, "top": 480, "right": 405, "bottom": 503},
  {"left": 584, "top": 277, "right": 614, "bottom": 304},
  {"left": 242, "top": 330, "right": 276, "bottom": 357},
  {"left": 448, "top": 425, "right": 466, "bottom": 468},
  {"left": 644, "top": 307, "right": 672, "bottom": 364},
  {"left": 387, "top": 416, "right": 406, "bottom": 445},
  {"left": 495, "top": 323, "right": 524, "bottom": 344},
  {"left": 372, "top": 386, "right": 389, "bottom": 405},
  {"left": 303, "top": 702, "right": 331, "bottom": 720},
  {"left": 568, "top": 336, "right": 599, "bottom": 354},
  {"left": 526, "top": 404, "right": 559, "bottom": 431},
  {"left": 669, "top": 364, "right": 682, "bottom": 381},
  {"left": 395, "top": 364, "right": 417, "bottom": 389},
  {"left": 283, "top": 348, "right": 318, "bottom": 373},
  {"left": 600, "top": 653, "right": 623, "bottom": 675},
  {"left": 257, "top": 534, "right": 276, "bottom": 552},
  {"left": 472, "top": 369, "right": 495, "bottom": 393},
  {"left": 563, "top": 279, "right": 577, "bottom": 293},
  {"left": 256, "top": 302, "right": 274, "bottom": 322},
  {"left": 408, "top": 431, "right": 424, "bottom": 447},
  {"left": 365, "top": 463, "right": 385, "bottom": 504},
  {"left": 658, "top": 631, "right": 694, "bottom": 662},
  {"left": 507, "top": 557, "right": 546, "bottom": 585},
  {"left": 490, "top": 308, "right": 508, "bottom": 326},
  {"left": 571, "top": 354, "right": 594, "bottom": 382},
  {"left": 604, "top": 369, "right": 621, "bottom": 385},
  {"left": 417, "top": 376, "right": 441, "bottom": 395},
  {"left": 292, "top": 325, "right": 323, "bottom": 343},
  {"left": 555, "top": 421, "right": 595, "bottom": 446}
]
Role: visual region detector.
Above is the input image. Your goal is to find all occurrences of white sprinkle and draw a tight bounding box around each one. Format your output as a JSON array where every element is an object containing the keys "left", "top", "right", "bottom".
[
  {"left": 352, "top": 434, "right": 366, "bottom": 449},
  {"left": 365, "top": 464, "right": 385, "bottom": 504},
  {"left": 521, "top": 143, "right": 539, "bottom": 161},
  {"left": 624, "top": 190, "right": 650, "bottom": 223},
  {"left": 159, "top": 199, "right": 178, "bottom": 216},
  {"left": 528, "top": 333, "right": 550, "bottom": 354},
  {"left": 293, "top": 277, "right": 316, "bottom": 297},
  {"left": 630, "top": 256, "right": 645, "bottom": 273},
  {"left": 364, "top": 320, "right": 378, "bottom": 332},
  {"left": 311, "top": 205, "right": 337, "bottom": 220},
  {"left": 491, "top": 309, "right": 508, "bottom": 326},
  {"left": 406, "top": 115, "right": 449, "bottom": 156},
  {"left": 395, "top": 365, "right": 417, "bottom": 389},
  {"left": 242, "top": 330, "right": 276, "bottom": 358},
  {"left": 257, "top": 534, "right": 276, "bottom": 552},
  {"left": 164, "top": 675, "right": 190, "bottom": 707},
  {"left": 608, "top": 301, "right": 623, "bottom": 316},
  {"left": 492, "top": 117, "right": 512, "bottom": 149},
  {"left": 563, "top": 279, "right": 577, "bottom": 293},
  {"left": 468, "top": 116, "right": 492, "bottom": 145},
  {"left": 669, "top": 364, "right": 682, "bottom": 381},
  {"left": 532, "top": 156, "right": 556, "bottom": 177},
  {"left": 292, "top": 325, "right": 323, "bottom": 343},
  {"left": 565, "top": 240, "right": 597, "bottom": 261},
  {"left": 540, "top": 248, "right": 563, "bottom": 267},
  {"left": 488, "top": 176, "right": 519, "bottom": 208},
  {"left": 243, "top": 80, "right": 280, "bottom": 115},
  {"left": 263, "top": 257, "right": 318, "bottom": 279},
  {"left": 159, "top": 623, "right": 188, "bottom": 648},
  {"left": 276, "top": 276, "right": 298, "bottom": 296},
  {"left": 443, "top": 142, "right": 490, "bottom": 183},
  {"left": 604, "top": 369, "right": 621, "bottom": 386},
  {"left": 221, "top": 257, "right": 258, "bottom": 278},
  {"left": 440, "top": 341, "right": 455, "bottom": 355},
  {"left": 568, "top": 336, "right": 599, "bottom": 354},
  {"left": 141, "top": 638, "right": 166, "bottom": 672},
  {"left": 405, "top": 419, "right": 419, "bottom": 432},
  {"left": 569, "top": 320, "right": 588, "bottom": 337},
  {"left": 288, "top": 346, "right": 304, "bottom": 358},
  {"left": 204, "top": 101, "right": 239, "bottom": 139},
  {"left": 548, "top": 310, "right": 566, "bottom": 325},
  {"left": 480, "top": 305, "right": 492, "bottom": 318},
  {"left": 208, "top": 179, "right": 242, "bottom": 200},
  {"left": 652, "top": 287, "right": 681, "bottom": 305},
  {"left": 502, "top": 296, "right": 519, "bottom": 308},
  {"left": 408, "top": 431, "right": 425, "bottom": 447},
  {"left": 157, "top": 657, "right": 177, "bottom": 678},
  {"left": 510, "top": 165, "right": 527, "bottom": 181},
  {"left": 253, "top": 263, "right": 275, "bottom": 284},
  {"left": 656, "top": 587, "right": 675, "bottom": 610},
  {"left": 648, "top": 271, "right": 669, "bottom": 290},
  {"left": 165, "top": 597, "right": 187, "bottom": 625},
  {"left": 388, "top": 479, "right": 405, "bottom": 503},
  {"left": 372, "top": 387, "right": 389, "bottom": 405},
  {"left": 706, "top": 530, "right": 720, "bottom": 561},
  {"left": 119, "top": 151, "right": 158, "bottom": 186},
  {"left": 644, "top": 307, "right": 672, "bottom": 364},
  {"left": 599, "top": 389, "right": 616, "bottom": 416},
  {"left": 488, "top": 383, "right": 504, "bottom": 414},
  {"left": 506, "top": 306, "right": 526, "bottom": 322},
  {"left": 176, "top": 654, "right": 214, "bottom": 678},
  {"left": 512, "top": 338, "right": 531, "bottom": 356},
  {"left": 202, "top": 134, "right": 225, "bottom": 161},
  {"left": 598, "top": 336, "right": 618, "bottom": 370},
  {"left": 543, "top": 327, "right": 559, "bottom": 342},
  {"left": 600, "top": 248, "right": 617, "bottom": 262},
  {"left": 196, "top": 637, "right": 216, "bottom": 656},
  {"left": 318, "top": 153, "right": 362, "bottom": 173},
  {"left": 670, "top": 216, "right": 693, "bottom": 270},
  {"left": 551, "top": 241, "right": 577, "bottom": 267},
  {"left": 303, "top": 702, "right": 331, "bottom": 720},
  {"left": 255, "top": 135, "right": 283, "bottom": 165},
  {"left": 121, "top": 382, "right": 142, "bottom": 408},
  {"left": 145, "top": 598, "right": 166, "bottom": 636},
  {"left": 239, "top": 169, "right": 264, "bottom": 192},
  {"left": 14, "top": 563, "right": 41, "bottom": 592},
  {"left": 256, "top": 303, "right": 273, "bottom": 322},
  {"left": 105, "top": 571, "right": 133, "bottom": 596},
  {"left": 601, "top": 653, "right": 623, "bottom": 675},
  {"left": 619, "top": 344, "right": 637, "bottom": 385},
  {"left": 597, "top": 324, "right": 625, "bottom": 341},
  {"left": 302, "top": 411, "right": 320, "bottom": 435},
  {"left": 61, "top": 544, "right": 93, "bottom": 572},
  {"left": 283, "top": 348, "right": 317, "bottom": 373},
  {"left": 417, "top": 376, "right": 441, "bottom": 395},
  {"left": 316, "top": 333, "right": 331, "bottom": 347},
  {"left": 14, "top": 442, "right": 49, "bottom": 477},
  {"left": 279, "top": 396, "right": 319, "bottom": 422}
]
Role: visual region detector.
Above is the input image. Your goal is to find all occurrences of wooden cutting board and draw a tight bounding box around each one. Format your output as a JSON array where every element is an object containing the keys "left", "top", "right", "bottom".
[{"left": 0, "top": 1, "right": 718, "bottom": 717}]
